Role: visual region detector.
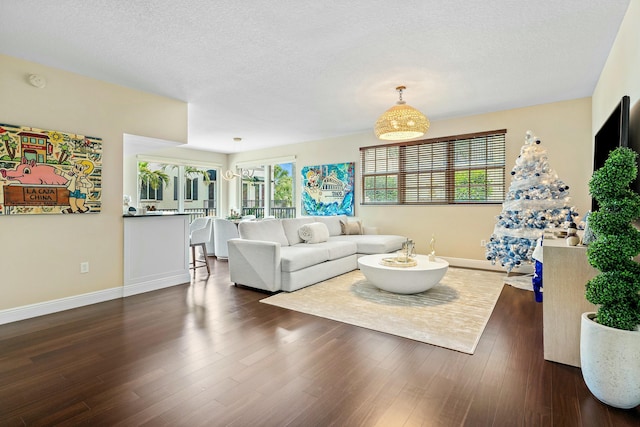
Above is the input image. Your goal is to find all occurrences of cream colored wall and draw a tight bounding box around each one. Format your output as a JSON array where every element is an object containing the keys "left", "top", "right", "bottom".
[
  {"left": 0, "top": 55, "right": 188, "bottom": 310},
  {"left": 229, "top": 98, "right": 592, "bottom": 260},
  {"left": 592, "top": 0, "right": 639, "bottom": 131}
]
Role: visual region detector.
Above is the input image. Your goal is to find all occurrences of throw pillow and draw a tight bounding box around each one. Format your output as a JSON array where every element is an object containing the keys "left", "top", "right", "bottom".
[
  {"left": 340, "top": 220, "right": 362, "bottom": 235},
  {"left": 298, "top": 222, "right": 330, "bottom": 244}
]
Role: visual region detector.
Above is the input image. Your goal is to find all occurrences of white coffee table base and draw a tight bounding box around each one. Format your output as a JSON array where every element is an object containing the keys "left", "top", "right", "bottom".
[{"left": 357, "top": 254, "right": 449, "bottom": 294}]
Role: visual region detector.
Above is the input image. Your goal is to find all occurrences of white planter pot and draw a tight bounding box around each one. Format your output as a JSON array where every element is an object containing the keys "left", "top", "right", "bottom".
[{"left": 580, "top": 312, "right": 640, "bottom": 409}]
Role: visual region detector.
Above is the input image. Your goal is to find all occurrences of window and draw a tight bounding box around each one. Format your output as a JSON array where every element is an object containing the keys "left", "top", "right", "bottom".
[
  {"left": 206, "top": 170, "right": 216, "bottom": 208},
  {"left": 138, "top": 161, "right": 167, "bottom": 201},
  {"left": 237, "top": 159, "right": 296, "bottom": 218},
  {"left": 139, "top": 176, "right": 163, "bottom": 201},
  {"left": 185, "top": 177, "right": 197, "bottom": 200},
  {"left": 241, "top": 166, "right": 265, "bottom": 217},
  {"left": 360, "top": 129, "right": 506, "bottom": 205},
  {"left": 173, "top": 177, "right": 199, "bottom": 201},
  {"left": 270, "top": 162, "right": 295, "bottom": 218},
  {"left": 137, "top": 160, "right": 218, "bottom": 216}
]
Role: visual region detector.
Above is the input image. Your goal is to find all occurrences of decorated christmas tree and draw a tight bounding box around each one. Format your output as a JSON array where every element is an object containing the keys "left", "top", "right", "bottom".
[{"left": 485, "top": 130, "right": 577, "bottom": 272}]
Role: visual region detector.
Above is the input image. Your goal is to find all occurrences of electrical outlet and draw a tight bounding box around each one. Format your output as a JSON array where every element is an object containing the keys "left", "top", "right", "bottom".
[
  {"left": 480, "top": 239, "right": 487, "bottom": 247},
  {"left": 80, "top": 262, "right": 89, "bottom": 274}
]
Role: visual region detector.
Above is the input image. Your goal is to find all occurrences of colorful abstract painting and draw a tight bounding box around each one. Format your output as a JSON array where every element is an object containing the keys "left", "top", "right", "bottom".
[
  {"left": 301, "top": 162, "right": 354, "bottom": 216},
  {"left": 0, "top": 123, "right": 102, "bottom": 215}
]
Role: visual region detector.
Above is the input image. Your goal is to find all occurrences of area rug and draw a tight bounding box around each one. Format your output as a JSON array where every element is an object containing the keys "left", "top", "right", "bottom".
[{"left": 260, "top": 267, "right": 505, "bottom": 354}]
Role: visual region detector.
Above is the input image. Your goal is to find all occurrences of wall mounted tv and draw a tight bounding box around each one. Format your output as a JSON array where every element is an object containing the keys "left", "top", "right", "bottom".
[
  {"left": 592, "top": 95, "right": 630, "bottom": 211},
  {"left": 629, "top": 99, "right": 640, "bottom": 195}
]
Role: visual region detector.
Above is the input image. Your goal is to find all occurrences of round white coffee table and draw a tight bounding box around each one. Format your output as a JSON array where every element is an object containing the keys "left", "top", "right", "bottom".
[{"left": 357, "top": 254, "right": 449, "bottom": 294}]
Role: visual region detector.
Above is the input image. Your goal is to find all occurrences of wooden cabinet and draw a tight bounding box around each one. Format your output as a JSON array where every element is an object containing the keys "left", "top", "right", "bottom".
[{"left": 542, "top": 239, "right": 598, "bottom": 367}]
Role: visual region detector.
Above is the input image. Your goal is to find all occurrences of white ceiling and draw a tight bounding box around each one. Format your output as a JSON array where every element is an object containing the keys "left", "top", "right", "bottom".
[{"left": 0, "top": 1, "right": 630, "bottom": 153}]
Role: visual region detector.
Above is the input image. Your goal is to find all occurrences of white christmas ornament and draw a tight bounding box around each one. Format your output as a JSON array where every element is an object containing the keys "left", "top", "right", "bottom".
[{"left": 485, "top": 130, "right": 578, "bottom": 272}]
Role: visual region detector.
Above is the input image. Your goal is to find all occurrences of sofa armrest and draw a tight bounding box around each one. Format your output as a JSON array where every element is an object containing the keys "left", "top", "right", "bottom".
[{"left": 228, "top": 238, "right": 282, "bottom": 292}]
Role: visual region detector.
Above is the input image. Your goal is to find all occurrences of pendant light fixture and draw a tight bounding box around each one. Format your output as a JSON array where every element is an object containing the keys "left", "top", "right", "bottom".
[
  {"left": 374, "top": 86, "right": 429, "bottom": 141},
  {"left": 222, "top": 137, "right": 255, "bottom": 181}
]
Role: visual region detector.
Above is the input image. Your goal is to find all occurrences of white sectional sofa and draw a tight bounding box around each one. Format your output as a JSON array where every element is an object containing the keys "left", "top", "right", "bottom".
[{"left": 228, "top": 215, "right": 406, "bottom": 292}]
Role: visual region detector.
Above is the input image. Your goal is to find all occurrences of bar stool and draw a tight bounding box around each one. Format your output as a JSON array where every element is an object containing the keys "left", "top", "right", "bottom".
[{"left": 189, "top": 217, "right": 212, "bottom": 273}]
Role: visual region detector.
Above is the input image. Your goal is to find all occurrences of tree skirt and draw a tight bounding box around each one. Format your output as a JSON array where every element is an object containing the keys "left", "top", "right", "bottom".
[{"left": 503, "top": 273, "right": 534, "bottom": 291}]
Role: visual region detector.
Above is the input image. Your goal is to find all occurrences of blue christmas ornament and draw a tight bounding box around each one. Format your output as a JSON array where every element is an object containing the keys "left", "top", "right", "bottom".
[{"left": 485, "top": 130, "right": 578, "bottom": 273}]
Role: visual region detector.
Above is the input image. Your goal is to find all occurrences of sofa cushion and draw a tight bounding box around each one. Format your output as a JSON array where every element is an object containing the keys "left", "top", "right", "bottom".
[
  {"left": 313, "top": 215, "right": 348, "bottom": 236},
  {"left": 321, "top": 240, "right": 358, "bottom": 260},
  {"left": 299, "top": 222, "right": 330, "bottom": 244},
  {"left": 238, "top": 219, "right": 289, "bottom": 247},
  {"left": 282, "top": 217, "right": 315, "bottom": 245},
  {"left": 329, "top": 234, "right": 406, "bottom": 254},
  {"left": 340, "top": 219, "right": 362, "bottom": 235},
  {"left": 280, "top": 245, "right": 329, "bottom": 272}
]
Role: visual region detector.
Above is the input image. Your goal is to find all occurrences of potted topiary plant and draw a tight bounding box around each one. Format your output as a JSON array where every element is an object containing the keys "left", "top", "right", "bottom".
[{"left": 580, "top": 146, "right": 640, "bottom": 409}]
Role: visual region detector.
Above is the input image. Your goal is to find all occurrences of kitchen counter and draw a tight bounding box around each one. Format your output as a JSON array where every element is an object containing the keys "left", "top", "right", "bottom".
[{"left": 123, "top": 214, "right": 190, "bottom": 296}]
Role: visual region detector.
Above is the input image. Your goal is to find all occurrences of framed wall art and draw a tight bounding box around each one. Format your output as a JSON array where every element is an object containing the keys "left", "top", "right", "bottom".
[
  {"left": 301, "top": 162, "right": 354, "bottom": 216},
  {"left": 0, "top": 123, "right": 102, "bottom": 215}
]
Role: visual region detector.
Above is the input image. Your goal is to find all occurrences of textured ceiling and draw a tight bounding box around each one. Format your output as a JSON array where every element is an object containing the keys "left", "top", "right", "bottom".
[{"left": 0, "top": 0, "right": 630, "bottom": 153}]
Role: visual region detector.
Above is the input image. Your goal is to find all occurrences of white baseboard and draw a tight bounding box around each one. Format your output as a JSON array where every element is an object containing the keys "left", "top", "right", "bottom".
[
  {"left": 0, "top": 274, "right": 191, "bottom": 325},
  {"left": 123, "top": 274, "right": 191, "bottom": 297},
  {"left": 440, "top": 257, "right": 534, "bottom": 274},
  {"left": 0, "top": 287, "right": 123, "bottom": 326}
]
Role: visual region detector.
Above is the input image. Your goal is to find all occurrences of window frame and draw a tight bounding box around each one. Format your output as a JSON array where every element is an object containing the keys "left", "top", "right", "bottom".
[{"left": 360, "top": 129, "right": 506, "bottom": 205}]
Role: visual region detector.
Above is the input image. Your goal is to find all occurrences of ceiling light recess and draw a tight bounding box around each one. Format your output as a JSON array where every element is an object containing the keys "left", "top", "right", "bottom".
[{"left": 374, "top": 86, "right": 429, "bottom": 141}]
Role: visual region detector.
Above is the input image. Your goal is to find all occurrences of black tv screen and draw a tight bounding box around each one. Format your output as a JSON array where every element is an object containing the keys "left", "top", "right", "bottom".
[
  {"left": 629, "top": 99, "right": 640, "bottom": 195},
  {"left": 592, "top": 95, "right": 630, "bottom": 211}
]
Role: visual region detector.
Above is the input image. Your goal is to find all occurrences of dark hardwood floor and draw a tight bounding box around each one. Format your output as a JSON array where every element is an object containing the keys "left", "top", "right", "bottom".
[{"left": 1, "top": 259, "right": 638, "bottom": 426}]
